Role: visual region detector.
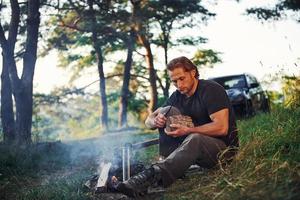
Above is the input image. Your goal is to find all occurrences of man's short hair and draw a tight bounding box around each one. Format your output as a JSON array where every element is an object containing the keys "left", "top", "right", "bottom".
[{"left": 167, "top": 56, "right": 199, "bottom": 79}]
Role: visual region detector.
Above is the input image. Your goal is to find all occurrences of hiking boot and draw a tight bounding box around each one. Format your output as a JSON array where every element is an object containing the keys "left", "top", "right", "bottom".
[{"left": 116, "top": 165, "right": 162, "bottom": 197}]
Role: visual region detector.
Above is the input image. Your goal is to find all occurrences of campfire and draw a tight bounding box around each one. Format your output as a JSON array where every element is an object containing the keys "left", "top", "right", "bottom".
[{"left": 84, "top": 138, "right": 159, "bottom": 193}]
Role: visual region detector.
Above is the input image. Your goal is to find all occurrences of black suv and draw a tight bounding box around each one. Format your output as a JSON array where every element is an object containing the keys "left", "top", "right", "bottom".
[{"left": 209, "top": 73, "right": 270, "bottom": 117}]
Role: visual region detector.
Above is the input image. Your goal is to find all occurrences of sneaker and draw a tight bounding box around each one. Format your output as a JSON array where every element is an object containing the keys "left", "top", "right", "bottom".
[{"left": 116, "top": 165, "right": 162, "bottom": 197}]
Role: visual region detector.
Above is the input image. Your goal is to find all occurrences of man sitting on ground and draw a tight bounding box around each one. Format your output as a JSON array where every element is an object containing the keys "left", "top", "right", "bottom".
[{"left": 116, "top": 56, "right": 239, "bottom": 197}]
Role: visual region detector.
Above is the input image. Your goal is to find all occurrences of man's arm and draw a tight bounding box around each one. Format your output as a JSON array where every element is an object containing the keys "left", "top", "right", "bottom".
[
  {"left": 145, "top": 107, "right": 167, "bottom": 129},
  {"left": 165, "top": 108, "right": 229, "bottom": 137}
]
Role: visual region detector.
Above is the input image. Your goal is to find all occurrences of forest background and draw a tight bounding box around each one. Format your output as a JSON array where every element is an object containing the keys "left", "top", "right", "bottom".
[{"left": 1, "top": 0, "right": 299, "bottom": 144}]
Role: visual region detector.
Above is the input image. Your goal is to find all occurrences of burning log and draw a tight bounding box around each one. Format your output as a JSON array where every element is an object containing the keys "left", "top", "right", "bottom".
[{"left": 96, "top": 162, "right": 112, "bottom": 192}]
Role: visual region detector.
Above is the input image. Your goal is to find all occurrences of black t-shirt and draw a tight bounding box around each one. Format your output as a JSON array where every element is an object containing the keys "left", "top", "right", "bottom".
[{"left": 165, "top": 79, "right": 238, "bottom": 147}]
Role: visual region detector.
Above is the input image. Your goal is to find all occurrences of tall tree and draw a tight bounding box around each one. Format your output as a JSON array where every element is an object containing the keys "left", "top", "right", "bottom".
[
  {"left": 46, "top": 0, "right": 138, "bottom": 130},
  {"left": 112, "top": 2, "right": 137, "bottom": 128},
  {"left": 0, "top": 0, "right": 40, "bottom": 145},
  {"left": 150, "top": 0, "right": 215, "bottom": 98},
  {"left": 0, "top": 0, "right": 18, "bottom": 143},
  {"left": 130, "top": 0, "right": 216, "bottom": 111},
  {"left": 131, "top": 0, "right": 158, "bottom": 113},
  {"left": 46, "top": 0, "right": 119, "bottom": 130},
  {"left": 87, "top": 0, "right": 109, "bottom": 130},
  {"left": 118, "top": 30, "right": 136, "bottom": 128}
]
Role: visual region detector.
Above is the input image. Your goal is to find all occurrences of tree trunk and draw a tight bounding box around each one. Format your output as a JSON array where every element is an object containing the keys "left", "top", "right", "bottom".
[
  {"left": 137, "top": 34, "right": 158, "bottom": 113},
  {"left": 96, "top": 48, "right": 109, "bottom": 130},
  {"left": 131, "top": 0, "right": 158, "bottom": 113},
  {"left": 14, "top": 0, "right": 40, "bottom": 144},
  {"left": 14, "top": 88, "right": 33, "bottom": 144},
  {"left": 1, "top": 57, "right": 15, "bottom": 143},
  {"left": 0, "top": 0, "right": 40, "bottom": 145},
  {"left": 0, "top": 0, "right": 19, "bottom": 144},
  {"left": 160, "top": 26, "right": 171, "bottom": 99},
  {"left": 162, "top": 39, "right": 170, "bottom": 98},
  {"left": 88, "top": 0, "right": 109, "bottom": 130},
  {"left": 118, "top": 31, "right": 135, "bottom": 128}
]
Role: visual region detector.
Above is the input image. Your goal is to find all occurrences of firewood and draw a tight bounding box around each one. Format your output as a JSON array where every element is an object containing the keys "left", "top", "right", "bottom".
[{"left": 165, "top": 115, "right": 194, "bottom": 131}]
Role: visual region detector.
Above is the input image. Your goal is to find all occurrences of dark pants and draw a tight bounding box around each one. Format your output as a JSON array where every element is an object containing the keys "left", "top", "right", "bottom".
[{"left": 156, "top": 106, "right": 227, "bottom": 187}]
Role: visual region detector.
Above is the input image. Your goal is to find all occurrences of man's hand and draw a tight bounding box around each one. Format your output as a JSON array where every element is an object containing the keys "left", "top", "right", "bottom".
[
  {"left": 154, "top": 113, "right": 167, "bottom": 128},
  {"left": 165, "top": 124, "right": 190, "bottom": 137}
]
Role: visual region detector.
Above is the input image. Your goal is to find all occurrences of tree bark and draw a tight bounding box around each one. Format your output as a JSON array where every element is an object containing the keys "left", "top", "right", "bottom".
[
  {"left": 15, "top": 0, "right": 40, "bottom": 144},
  {"left": 137, "top": 34, "right": 158, "bottom": 113},
  {"left": 162, "top": 30, "right": 170, "bottom": 98},
  {"left": 0, "top": 0, "right": 19, "bottom": 144},
  {"left": 95, "top": 47, "right": 109, "bottom": 130},
  {"left": 1, "top": 57, "right": 15, "bottom": 143},
  {"left": 118, "top": 30, "right": 135, "bottom": 128}
]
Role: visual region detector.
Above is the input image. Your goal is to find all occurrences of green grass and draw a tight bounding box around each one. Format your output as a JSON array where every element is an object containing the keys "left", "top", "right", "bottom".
[
  {"left": 0, "top": 106, "right": 299, "bottom": 200},
  {"left": 165, "top": 106, "right": 300, "bottom": 200}
]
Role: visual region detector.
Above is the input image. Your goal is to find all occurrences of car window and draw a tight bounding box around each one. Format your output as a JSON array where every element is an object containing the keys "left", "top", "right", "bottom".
[
  {"left": 211, "top": 75, "right": 246, "bottom": 89},
  {"left": 246, "top": 75, "right": 258, "bottom": 87}
]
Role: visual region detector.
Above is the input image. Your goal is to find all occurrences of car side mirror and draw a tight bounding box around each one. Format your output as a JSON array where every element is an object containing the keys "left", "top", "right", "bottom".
[{"left": 250, "top": 83, "right": 259, "bottom": 88}]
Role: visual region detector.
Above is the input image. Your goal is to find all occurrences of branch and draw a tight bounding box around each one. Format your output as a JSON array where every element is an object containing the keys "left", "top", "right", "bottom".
[
  {"left": 134, "top": 49, "right": 146, "bottom": 57},
  {"left": 0, "top": 0, "right": 5, "bottom": 11},
  {"left": 7, "top": 0, "right": 20, "bottom": 51},
  {"left": 34, "top": 72, "right": 150, "bottom": 106},
  {"left": 21, "top": 0, "right": 40, "bottom": 82},
  {"left": 0, "top": 13, "right": 21, "bottom": 90},
  {"left": 105, "top": 73, "right": 149, "bottom": 81},
  {"left": 14, "top": 47, "right": 25, "bottom": 60},
  {"left": 58, "top": 18, "right": 86, "bottom": 32},
  {"left": 156, "top": 73, "right": 165, "bottom": 92},
  {"left": 60, "top": 73, "right": 149, "bottom": 97}
]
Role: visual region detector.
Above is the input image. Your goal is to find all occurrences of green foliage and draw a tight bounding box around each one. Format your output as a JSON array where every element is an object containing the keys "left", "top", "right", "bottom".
[
  {"left": 32, "top": 86, "right": 151, "bottom": 139},
  {"left": 46, "top": 16, "right": 81, "bottom": 51},
  {"left": 32, "top": 94, "right": 103, "bottom": 141},
  {"left": 192, "top": 49, "right": 222, "bottom": 67},
  {"left": 105, "top": 89, "right": 148, "bottom": 123},
  {"left": 267, "top": 90, "right": 284, "bottom": 105},
  {"left": 157, "top": 95, "right": 169, "bottom": 107},
  {"left": 149, "top": 0, "right": 215, "bottom": 23},
  {"left": 175, "top": 36, "right": 208, "bottom": 46},
  {"left": 247, "top": 7, "right": 282, "bottom": 21},
  {"left": 246, "top": 0, "right": 300, "bottom": 22},
  {"left": 282, "top": 75, "right": 300, "bottom": 108},
  {"left": 42, "top": 0, "right": 130, "bottom": 94}
]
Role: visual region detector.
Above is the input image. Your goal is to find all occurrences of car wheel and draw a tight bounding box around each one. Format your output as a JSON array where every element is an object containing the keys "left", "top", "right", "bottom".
[
  {"left": 262, "top": 98, "right": 270, "bottom": 113},
  {"left": 245, "top": 100, "right": 254, "bottom": 117}
]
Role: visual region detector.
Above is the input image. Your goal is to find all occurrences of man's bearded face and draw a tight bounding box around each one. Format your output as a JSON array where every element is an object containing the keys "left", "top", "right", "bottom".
[{"left": 168, "top": 67, "right": 197, "bottom": 97}]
